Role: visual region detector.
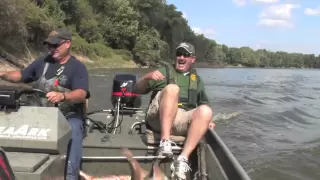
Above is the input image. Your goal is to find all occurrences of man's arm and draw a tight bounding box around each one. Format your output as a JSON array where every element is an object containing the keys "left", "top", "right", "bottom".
[
  {"left": 66, "top": 63, "right": 90, "bottom": 102},
  {"left": 0, "top": 71, "right": 22, "bottom": 83},
  {"left": 197, "top": 78, "right": 210, "bottom": 105},
  {"left": 134, "top": 67, "right": 166, "bottom": 94},
  {"left": 0, "top": 58, "right": 42, "bottom": 83},
  {"left": 134, "top": 74, "right": 151, "bottom": 94}
]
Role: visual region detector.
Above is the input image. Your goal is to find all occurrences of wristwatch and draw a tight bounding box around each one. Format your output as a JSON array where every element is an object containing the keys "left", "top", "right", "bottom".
[{"left": 61, "top": 92, "right": 66, "bottom": 102}]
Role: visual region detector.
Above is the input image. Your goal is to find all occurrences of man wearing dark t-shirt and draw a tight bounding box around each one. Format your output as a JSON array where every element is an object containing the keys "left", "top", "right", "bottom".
[{"left": 0, "top": 28, "right": 90, "bottom": 180}]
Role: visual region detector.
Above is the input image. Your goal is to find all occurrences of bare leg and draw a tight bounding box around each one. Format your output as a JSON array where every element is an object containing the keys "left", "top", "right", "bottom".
[
  {"left": 180, "top": 105, "right": 213, "bottom": 158},
  {"left": 159, "top": 84, "right": 180, "bottom": 140}
]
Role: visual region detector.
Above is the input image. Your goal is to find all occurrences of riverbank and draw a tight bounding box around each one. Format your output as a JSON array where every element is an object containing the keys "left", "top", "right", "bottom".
[
  {"left": 0, "top": 51, "right": 227, "bottom": 71},
  {"left": 73, "top": 54, "right": 140, "bottom": 69},
  {"left": 0, "top": 50, "right": 140, "bottom": 71},
  {"left": 0, "top": 44, "right": 234, "bottom": 71}
]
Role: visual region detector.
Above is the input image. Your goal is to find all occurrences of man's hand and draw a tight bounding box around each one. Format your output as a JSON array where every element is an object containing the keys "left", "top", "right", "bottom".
[
  {"left": 147, "top": 70, "right": 165, "bottom": 81},
  {"left": 46, "top": 91, "right": 65, "bottom": 104},
  {"left": 134, "top": 70, "right": 165, "bottom": 94},
  {"left": 209, "top": 122, "right": 216, "bottom": 129}
]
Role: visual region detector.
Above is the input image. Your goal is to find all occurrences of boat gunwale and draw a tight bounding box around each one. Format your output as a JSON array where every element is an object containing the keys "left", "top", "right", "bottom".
[{"left": 205, "top": 129, "right": 251, "bottom": 180}]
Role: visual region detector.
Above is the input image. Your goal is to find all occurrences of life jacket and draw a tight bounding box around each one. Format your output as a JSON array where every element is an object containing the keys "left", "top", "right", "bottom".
[
  {"left": 150, "top": 64, "right": 199, "bottom": 110},
  {"left": 32, "top": 62, "right": 86, "bottom": 118}
]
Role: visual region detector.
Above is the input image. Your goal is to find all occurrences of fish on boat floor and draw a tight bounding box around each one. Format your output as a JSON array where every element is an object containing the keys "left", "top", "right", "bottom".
[{"left": 80, "top": 148, "right": 168, "bottom": 180}]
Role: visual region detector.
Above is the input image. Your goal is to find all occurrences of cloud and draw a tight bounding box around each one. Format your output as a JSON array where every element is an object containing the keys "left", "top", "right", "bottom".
[
  {"left": 192, "top": 27, "right": 218, "bottom": 39},
  {"left": 176, "top": 9, "right": 188, "bottom": 19},
  {"left": 257, "top": 3, "right": 301, "bottom": 28},
  {"left": 233, "top": 0, "right": 279, "bottom": 7},
  {"left": 259, "top": 4, "right": 300, "bottom": 19},
  {"left": 253, "top": 0, "right": 280, "bottom": 4},
  {"left": 232, "top": 0, "right": 247, "bottom": 7},
  {"left": 257, "top": 19, "right": 293, "bottom": 28},
  {"left": 304, "top": 7, "right": 320, "bottom": 16},
  {"left": 253, "top": 40, "right": 270, "bottom": 50},
  {"left": 182, "top": 12, "right": 187, "bottom": 19}
]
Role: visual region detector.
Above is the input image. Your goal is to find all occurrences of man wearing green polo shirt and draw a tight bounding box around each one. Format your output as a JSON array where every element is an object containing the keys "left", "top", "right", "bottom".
[{"left": 134, "top": 42, "right": 213, "bottom": 180}]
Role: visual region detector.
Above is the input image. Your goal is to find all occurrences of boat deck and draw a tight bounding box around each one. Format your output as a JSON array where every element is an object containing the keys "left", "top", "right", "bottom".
[
  {"left": 0, "top": 84, "right": 252, "bottom": 180},
  {"left": 81, "top": 112, "right": 188, "bottom": 177},
  {"left": 81, "top": 111, "right": 251, "bottom": 180}
]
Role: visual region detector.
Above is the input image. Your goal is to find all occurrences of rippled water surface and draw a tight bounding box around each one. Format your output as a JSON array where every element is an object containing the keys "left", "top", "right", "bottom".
[{"left": 88, "top": 68, "right": 320, "bottom": 180}]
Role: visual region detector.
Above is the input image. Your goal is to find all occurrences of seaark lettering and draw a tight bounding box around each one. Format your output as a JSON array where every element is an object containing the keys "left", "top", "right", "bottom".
[{"left": 0, "top": 125, "right": 51, "bottom": 139}]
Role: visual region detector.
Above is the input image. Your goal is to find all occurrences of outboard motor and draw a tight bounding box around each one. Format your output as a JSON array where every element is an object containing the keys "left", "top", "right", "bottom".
[{"left": 111, "top": 73, "right": 142, "bottom": 109}]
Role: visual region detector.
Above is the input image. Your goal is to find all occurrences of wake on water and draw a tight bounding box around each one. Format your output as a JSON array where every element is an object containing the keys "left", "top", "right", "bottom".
[{"left": 212, "top": 111, "right": 242, "bottom": 122}]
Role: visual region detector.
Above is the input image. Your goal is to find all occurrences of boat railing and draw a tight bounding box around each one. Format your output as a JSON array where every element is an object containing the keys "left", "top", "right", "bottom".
[{"left": 205, "top": 129, "right": 251, "bottom": 180}]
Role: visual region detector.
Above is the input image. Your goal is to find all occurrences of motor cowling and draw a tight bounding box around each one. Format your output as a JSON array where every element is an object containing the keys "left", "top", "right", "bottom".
[{"left": 111, "top": 73, "right": 142, "bottom": 108}]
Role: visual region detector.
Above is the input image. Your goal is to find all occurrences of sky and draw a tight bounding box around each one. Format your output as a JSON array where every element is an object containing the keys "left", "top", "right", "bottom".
[{"left": 166, "top": 0, "right": 320, "bottom": 55}]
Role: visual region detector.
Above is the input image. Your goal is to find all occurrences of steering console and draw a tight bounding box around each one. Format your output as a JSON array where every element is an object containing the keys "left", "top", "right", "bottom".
[
  {"left": 0, "top": 88, "right": 18, "bottom": 112},
  {"left": 0, "top": 87, "right": 50, "bottom": 113},
  {"left": 18, "top": 88, "right": 46, "bottom": 97}
]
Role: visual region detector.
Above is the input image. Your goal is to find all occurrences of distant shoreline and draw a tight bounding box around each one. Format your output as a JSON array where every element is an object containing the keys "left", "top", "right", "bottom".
[{"left": 0, "top": 55, "right": 313, "bottom": 71}]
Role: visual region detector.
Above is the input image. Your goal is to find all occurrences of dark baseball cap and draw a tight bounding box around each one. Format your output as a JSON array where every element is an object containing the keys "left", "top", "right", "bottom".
[
  {"left": 176, "top": 42, "right": 195, "bottom": 55},
  {"left": 43, "top": 28, "right": 72, "bottom": 45}
]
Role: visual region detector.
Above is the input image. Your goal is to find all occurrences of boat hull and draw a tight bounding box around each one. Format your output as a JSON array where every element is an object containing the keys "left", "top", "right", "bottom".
[
  {"left": 80, "top": 113, "right": 251, "bottom": 180},
  {"left": 0, "top": 108, "right": 251, "bottom": 180}
]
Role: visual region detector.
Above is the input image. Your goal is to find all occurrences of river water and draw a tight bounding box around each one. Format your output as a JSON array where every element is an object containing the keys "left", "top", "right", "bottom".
[{"left": 87, "top": 67, "right": 320, "bottom": 180}]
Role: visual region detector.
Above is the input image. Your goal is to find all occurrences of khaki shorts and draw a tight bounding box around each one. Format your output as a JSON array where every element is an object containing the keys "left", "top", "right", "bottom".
[{"left": 145, "top": 91, "right": 195, "bottom": 136}]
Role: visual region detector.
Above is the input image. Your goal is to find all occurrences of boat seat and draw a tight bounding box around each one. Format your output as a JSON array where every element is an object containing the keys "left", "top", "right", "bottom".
[
  {"left": 141, "top": 129, "right": 185, "bottom": 147},
  {"left": 129, "top": 120, "right": 185, "bottom": 152},
  {"left": 130, "top": 120, "right": 186, "bottom": 146}
]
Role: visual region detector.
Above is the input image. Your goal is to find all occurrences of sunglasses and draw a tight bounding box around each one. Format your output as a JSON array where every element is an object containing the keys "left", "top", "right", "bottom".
[
  {"left": 176, "top": 51, "right": 192, "bottom": 57},
  {"left": 47, "top": 40, "right": 67, "bottom": 49},
  {"left": 47, "top": 44, "right": 60, "bottom": 49}
]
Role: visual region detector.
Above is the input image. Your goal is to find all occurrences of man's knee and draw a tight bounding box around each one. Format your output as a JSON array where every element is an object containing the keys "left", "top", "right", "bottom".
[
  {"left": 193, "top": 105, "right": 213, "bottom": 122},
  {"left": 162, "top": 84, "right": 179, "bottom": 95}
]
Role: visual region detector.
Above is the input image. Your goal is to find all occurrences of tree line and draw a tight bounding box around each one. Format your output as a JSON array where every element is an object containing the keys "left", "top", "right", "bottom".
[{"left": 0, "top": 0, "right": 319, "bottom": 68}]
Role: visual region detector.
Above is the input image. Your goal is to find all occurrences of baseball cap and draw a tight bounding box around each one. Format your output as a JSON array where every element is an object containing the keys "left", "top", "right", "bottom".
[
  {"left": 176, "top": 42, "right": 195, "bottom": 55},
  {"left": 43, "top": 28, "right": 72, "bottom": 45}
]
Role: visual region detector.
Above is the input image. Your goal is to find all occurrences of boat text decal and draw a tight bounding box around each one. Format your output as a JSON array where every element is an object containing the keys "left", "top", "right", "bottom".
[{"left": 0, "top": 125, "right": 51, "bottom": 139}]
